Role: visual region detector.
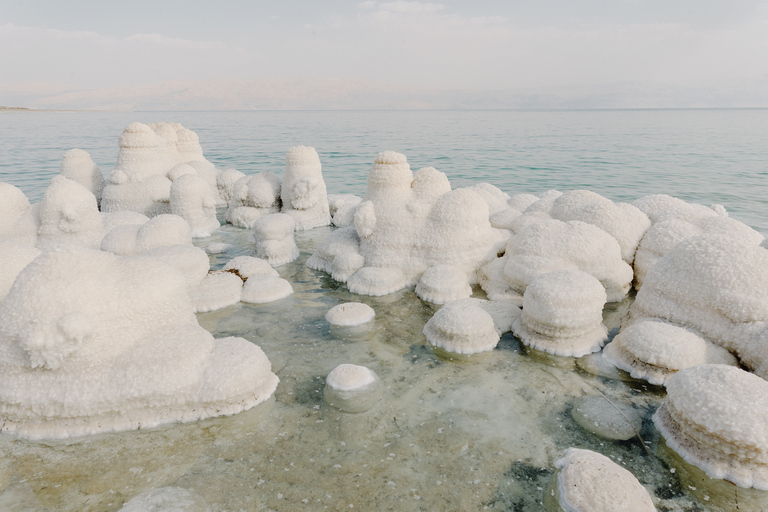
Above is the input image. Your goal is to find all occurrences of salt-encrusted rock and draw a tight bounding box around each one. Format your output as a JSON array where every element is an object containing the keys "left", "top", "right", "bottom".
[
  {"left": 490, "top": 219, "right": 633, "bottom": 302},
  {"left": 204, "top": 242, "right": 234, "bottom": 254},
  {"left": 59, "top": 149, "right": 104, "bottom": 206},
  {"left": 222, "top": 256, "right": 279, "bottom": 280},
  {"left": 570, "top": 396, "right": 644, "bottom": 441},
  {"left": 189, "top": 271, "right": 244, "bottom": 313},
  {"left": 280, "top": 146, "right": 331, "bottom": 230},
  {"left": 0, "top": 246, "right": 278, "bottom": 440},
  {"left": 629, "top": 234, "right": 768, "bottom": 355},
  {"left": 241, "top": 275, "right": 294, "bottom": 304},
  {"left": 415, "top": 264, "right": 472, "bottom": 304},
  {"left": 306, "top": 226, "right": 363, "bottom": 281},
  {"left": 121, "top": 486, "right": 207, "bottom": 512},
  {"left": 512, "top": 270, "right": 608, "bottom": 357},
  {"left": 523, "top": 189, "right": 563, "bottom": 215},
  {"left": 251, "top": 213, "right": 300, "bottom": 267},
  {"left": 101, "top": 214, "right": 192, "bottom": 256},
  {"left": 328, "top": 194, "right": 362, "bottom": 227},
  {"left": 653, "top": 364, "right": 768, "bottom": 489},
  {"left": 489, "top": 207, "right": 522, "bottom": 230},
  {"left": 224, "top": 172, "right": 282, "bottom": 228},
  {"left": 465, "top": 182, "right": 510, "bottom": 215},
  {"left": 324, "top": 364, "right": 381, "bottom": 413},
  {"left": 603, "top": 319, "right": 738, "bottom": 386},
  {"left": 170, "top": 174, "right": 220, "bottom": 238},
  {"left": 0, "top": 242, "right": 41, "bottom": 302},
  {"left": 326, "top": 303, "right": 376, "bottom": 326},
  {"left": 347, "top": 266, "right": 408, "bottom": 296},
  {"left": 423, "top": 300, "right": 502, "bottom": 355},
  {"left": 217, "top": 168, "right": 246, "bottom": 205},
  {"left": 632, "top": 193, "right": 724, "bottom": 224},
  {"left": 545, "top": 448, "right": 655, "bottom": 512},
  {"left": 507, "top": 193, "right": 539, "bottom": 212},
  {"left": 0, "top": 182, "right": 32, "bottom": 237},
  {"left": 36, "top": 176, "right": 104, "bottom": 250},
  {"left": 174, "top": 126, "right": 222, "bottom": 206},
  {"left": 138, "top": 245, "right": 210, "bottom": 288}
]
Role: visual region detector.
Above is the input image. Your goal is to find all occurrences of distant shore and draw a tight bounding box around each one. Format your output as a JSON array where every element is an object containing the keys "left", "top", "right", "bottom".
[{"left": 0, "top": 106, "right": 96, "bottom": 113}]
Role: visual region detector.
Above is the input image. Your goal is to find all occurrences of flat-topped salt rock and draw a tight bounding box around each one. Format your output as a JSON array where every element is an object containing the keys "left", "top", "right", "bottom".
[
  {"left": 324, "top": 364, "right": 381, "bottom": 413},
  {"left": 423, "top": 299, "right": 505, "bottom": 356},
  {"left": 241, "top": 275, "right": 293, "bottom": 304},
  {"left": 280, "top": 146, "right": 331, "bottom": 230},
  {"left": 326, "top": 302, "right": 376, "bottom": 326},
  {"left": 415, "top": 264, "right": 472, "bottom": 304},
  {"left": 222, "top": 255, "right": 279, "bottom": 279},
  {"left": 0, "top": 246, "right": 278, "bottom": 440}
]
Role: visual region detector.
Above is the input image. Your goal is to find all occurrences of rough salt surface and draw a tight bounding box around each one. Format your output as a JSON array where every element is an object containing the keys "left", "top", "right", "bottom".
[
  {"left": 423, "top": 300, "right": 502, "bottom": 355},
  {"left": 251, "top": 213, "right": 300, "bottom": 267},
  {"left": 415, "top": 264, "right": 472, "bottom": 304},
  {"left": 120, "top": 486, "right": 207, "bottom": 512},
  {"left": 280, "top": 146, "right": 331, "bottom": 230},
  {"left": 570, "top": 396, "right": 644, "bottom": 441},
  {"left": 224, "top": 172, "right": 282, "bottom": 229},
  {"left": 653, "top": 364, "right": 768, "bottom": 490},
  {"left": 241, "top": 275, "right": 294, "bottom": 304},
  {"left": 59, "top": 149, "right": 104, "bottom": 205},
  {"left": 324, "top": 364, "right": 381, "bottom": 413},
  {"left": 326, "top": 303, "right": 376, "bottom": 326}
]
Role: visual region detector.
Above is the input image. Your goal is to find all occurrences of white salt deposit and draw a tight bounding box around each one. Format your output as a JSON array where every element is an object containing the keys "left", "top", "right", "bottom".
[
  {"left": 241, "top": 275, "right": 294, "bottom": 304},
  {"left": 323, "top": 364, "right": 381, "bottom": 413},
  {"left": 280, "top": 146, "right": 331, "bottom": 230},
  {"left": 224, "top": 172, "right": 282, "bottom": 228},
  {"left": 632, "top": 193, "right": 724, "bottom": 224},
  {"left": 0, "top": 182, "right": 32, "bottom": 238},
  {"left": 189, "top": 271, "right": 244, "bottom": 313},
  {"left": 216, "top": 168, "right": 246, "bottom": 205},
  {"left": 327, "top": 193, "right": 362, "bottom": 227},
  {"left": 512, "top": 270, "right": 608, "bottom": 357},
  {"left": 549, "top": 448, "right": 656, "bottom": 512},
  {"left": 59, "top": 149, "right": 104, "bottom": 206},
  {"left": 101, "top": 214, "right": 192, "bottom": 256},
  {"left": 653, "top": 364, "right": 768, "bottom": 489},
  {"left": 346, "top": 266, "right": 408, "bottom": 296},
  {"left": 204, "top": 242, "right": 234, "bottom": 254},
  {"left": 221, "top": 256, "right": 279, "bottom": 279},
  {"left": 0, "top": 242, "right": 41, "bottom": 302},
  {"left": 169, "top": 174, "right": 220, "bottom": 238},
  {"left": 415, "top": 264, "right": 472, "bottom": 304},
  {"left": 570, "top": 396, "right": 644, "bottom": 441},
  {"left": 251, "top": 213, "right": 300, "bottom": 266},
  {"left": 36, "top": 176, "right": 104, "bottom": 250},
  {"left": 0, "top": 246, "right": 278, "bottom": 440},
  {"left": 120, "top": 486, "right": 207, "bottom": 512},
  {"left": 423, "top": 300, "right": 502, "bottom": 355},
  {"left": 325, "top": 303, "right": 376, "bottom": 326}
]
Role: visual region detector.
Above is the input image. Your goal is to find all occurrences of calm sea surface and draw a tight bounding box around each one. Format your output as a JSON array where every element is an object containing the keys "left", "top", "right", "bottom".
[{"left": 1, "top": 109, "right": 767, "bottom": 234}]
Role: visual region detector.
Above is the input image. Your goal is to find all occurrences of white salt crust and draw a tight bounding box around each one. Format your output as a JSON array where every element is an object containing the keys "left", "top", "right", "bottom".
[
  {"left": 415, "top": 264, "right": 472, "bottom": 304},
  {"left": 281, "top": 146, "right": 331, "bottom": 230},
  {"left": 326, "top": 303, "right": 376, "bottom": 326},
  {"left": 553, "top": 448, "right": 656, "bottom": 512},
  {"left": 251, "top": 213, "right": 300, "bottom": 267},
  {"left": 512, "top": 270, "right": 608, "bottom": 358},
  {"left": 0, "top": 242, "right": 41, "bottom": 301},
  {"left": 120, "top": 486, "right": 207, "bottom": 512},
  {"left": 423, "top": 300, "right": 502, "bottom": 355},
  {"left": 224, "top": 172, "right": 282, "bottom": 229},
  {"left": 324, "top": 364, "right": 381, "bottom": 413},
  {"left": 189, "top": 271, "right": 244, "bottom": 313},
  {"left": 653, "top": 364, "right": 768, "bottom": 490},
  {"left": 59, "top": 149, "right": 104, "bottom": 205},
  {"left": 222, "top": 256, "right": 279, "bottom": 279},
  {"left": 603, "top": 319, "right": 738, "bottom": 386},
  {"left": 169, "top": 173, "right": 219, "bottom": 238},
  {"left": 0, "top": 246, "right": 278, "bottom": 440},
  {"left": 241, "top": 275, "right": 294, "bottom": 304},
  {"left": 328, "top": 194, "right": 362, "bottom": 227},
  {"left": 36, "top": 176, "right": 104, "bottom": 250}
]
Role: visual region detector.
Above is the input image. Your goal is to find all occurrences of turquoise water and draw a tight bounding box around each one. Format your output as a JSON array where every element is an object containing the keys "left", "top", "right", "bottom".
[{"left": 2, "top": 109, "right": 767, "bottom": 234}]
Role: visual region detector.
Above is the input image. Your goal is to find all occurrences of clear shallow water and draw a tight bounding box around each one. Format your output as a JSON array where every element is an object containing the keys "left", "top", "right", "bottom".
[{"left": 1, "top": 110, "right": 767, "bottom": 511}]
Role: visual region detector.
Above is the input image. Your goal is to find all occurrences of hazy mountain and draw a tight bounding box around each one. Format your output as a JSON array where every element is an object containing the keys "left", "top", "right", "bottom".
[{"left": 2, "top": 78, "right": 767, "bottom": 111}]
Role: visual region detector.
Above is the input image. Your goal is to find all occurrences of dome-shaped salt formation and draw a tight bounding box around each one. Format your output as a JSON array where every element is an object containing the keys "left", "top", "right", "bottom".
[
  {"left": 423, "top": 300, "right": 503, "bottom": 356},
  {"left": 323, "top": 364, "right": 381, "bottom": 413},
  {"left": 415, "top": 264, "right": 472, "bottom": 304},
  {"left": 306, "top": 226, "right": 364, "bottom": 281},
  {"left": 653, "top": 364, "right": 768, "bottom": 489},
  {"left": 0, "top": 242, "right": 41, "bottom": 302},
  {"left": 241, "top": 275, "right": 294, "bottom": 304},
  {"left": 216, "top": 168, "right": 246, "bottom": 204},
  {"left": 174, "top": 126, "right": 222, "bottom": 205},
  {"left": 328, "top": 194, "right": 362, "bottom": 227},
  {"left": 189, "top": 271, "right": 244, "bottom": 313},
  {"left": 36, "top": 176, "right": 104, "bottom": 250},
  {"left": 0, "top": 246, "right": 278, "bottom": 440},
  {"left": 224, "top": 172, "right": 282, "bottom": 228},
  {"left": 632, "top": 193, "right": 724, "bottom": 224},
  {"left": 101, "top": 214, "right": 192, "bottom": 256},
  {"left": 59, "top": 149, "right": 104, "bottom": 205},
  {"left": 346, "top": 266, "right": 408, "bottom": 296},
  {"left": 546, "top": 448, "right": 655, "bottom": 512},
  {"left": 280, "top": 146, "right": 331, "bottom": 230},
  {"left": 0, "top": 182, "right": 32, "bottom": 236},
  {"left": 326, "top": 302, "right": 376, "bottom": 326},
  {"left": 512, "top": 270, "right": 608, "bottom": 357},
  {"left": 603, "top": 319, "right": 738, "bottom": 386},
  {"left": 629, "top": 234, "right": 768, "bottom": 355},
  {"left": 251, "top": 213, "right": 300, "bottom": 266},
  {"left": 222, "top": 255, "right": 279, "bottom": 280},
  {"left": 169, "top": 174, "right": 220, "bottom": 238},
  {"left": 507, "top": 193, "right": 539, "bottom": 212},
  {"left": 483, "top": 219, "right": 633, "bottom": 303}
]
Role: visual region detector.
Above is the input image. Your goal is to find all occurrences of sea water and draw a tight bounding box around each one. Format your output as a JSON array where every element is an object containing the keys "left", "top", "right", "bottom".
[{"left": 0, "top": 109, "right": 767, "bottom": 511}]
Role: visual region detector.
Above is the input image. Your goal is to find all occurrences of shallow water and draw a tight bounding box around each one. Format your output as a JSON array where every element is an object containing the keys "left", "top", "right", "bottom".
[{"left": 1, "top": 110, "right": 767, "bottom": 511}]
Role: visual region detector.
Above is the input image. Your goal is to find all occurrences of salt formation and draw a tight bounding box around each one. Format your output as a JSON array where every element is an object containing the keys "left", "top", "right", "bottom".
[
  {"left": 100, "top": 214, "right": 192, "bottom": 256},
  {"left": 653, "top": 364, "right": 768, "bottom": 489},
  {"left": 169, "top": 174, "right": 220, "bottom": 238},
  {"left": 512, "top": 270, "right": 608, "bottom": 357},
  {"left": 423, "top": 300, "right": 507, "bottom": 356},
  {"left": 216, "top": 168, "right": 246, "bottom": 204},
  {"left": 59, "top": 149, "right": 105, "bottom": 206},
  {"left": 250, "top": 213, "right": 300, "bottom": 266},
  {"left": 328, "top": 194, "right": 362, "bottom": 227},
  {"left": 326, "top": 302, "right": 376, "bottom": 326},
  {"left": 480, "top": 219, "right": 633, "bottom": 303},
  {"left": 546, "top": 448, "right": 656, "bottom": 512},
  {"left": 36, "top": 175, "right": 104, "bottom": 250},
  {"left": 189, "top": 271, "right": 244, "bottom": 313},
  {"left": 415, "top": 264, "right": 472, "bottom": 304},
  {"left": 241, "top": 275, "right": 294, "bottom": 304},
  {"left": 174, "top": 126, "right": 223, "bottom": 205},
  {"left": 323, "top": 364, "right": 381, "bottom": 413},
  {"left": 280, "top": 146, "right": 331, "bottom": 230},
  {"left": 628, "top": 234, "right": 768, "bottom": 358},
  {"left": 222, "top": 255, "right": 279, "bottom": 280},
  {"left": 224, "top": 171, "right": 282, "bottom": 228},
  {"left": 0, "top": 242, "right": 41, "bottom": 301},
  {"left": 0, "top": 183, "right": 32, "bottom": 237},
  {"left": 603, "top": 319, "right": 738, "bottom": 386},
  {"left": 0, "top": 246, "right": 278, "bottom": 440},
  {"left": 308, "top": 152, "right": 507, "bottom": 296},
  {"left": 632, "top": 193, "right": 726, "bottom": 224},
  {"left": 120, "top": 487, "right": 208, "bottom": 512},
  {"left": 570, "top": 396, "right": 644, "bottom": 441}
]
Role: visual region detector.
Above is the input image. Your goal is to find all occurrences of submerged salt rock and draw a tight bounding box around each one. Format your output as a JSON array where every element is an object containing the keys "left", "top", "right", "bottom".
[
  {"left": 59, "top": 149, "right": 104, "bottom": 205},
  {"left": 547, "top": 448, "right": 655, "bottom": 512},
  {"left": 324, "top": 364, "right": 381, "bottom": 413},
  {"left": 224, "top": 171, "right": 282, "bottom": 228},
  {"left": 36, "top": 176, "right": 104, "bottom": 250},
  {"left": 204, "top": 242, "right": 234, "bottom": 254},
  {"left": 653, "top": 364, "right": 768, "bottom": 489},
  {"left": 423, "top": 300, "right": 501, "bottom": 355},
  {"left": 347, "top": 266, "right": 408, "bottom": 296},
  {"left": 281, "top": 146, "right": 331, "bottom": 230},
  {"left": 120, "top": 486, "right": 207, "bottom": 512},
  {"left": 415, "top": 264, "right": 472, "bottom": 304},
  {"left": 170, "top": 173, "right": 220, "bottom": 238},
  {"left": 512, "top": 270, "right": 608, "bottom": 358},
  {"left": 326, "top": 303, "right": 376, "bottom": 326},
  {"left": 251, "top": 213, "right": 300, "bottom": 266},
  {"left": 241, "top": 275, "right": 294, "bottom": 304},
  {"left": 570, "top": 396, "right": 644, "bottom": 441},
  {"left": 603, "top": 319, "right": 738, "bottom": 386},
  {"left": 0, "top": 246, "right": 278, "bottom": 440}
]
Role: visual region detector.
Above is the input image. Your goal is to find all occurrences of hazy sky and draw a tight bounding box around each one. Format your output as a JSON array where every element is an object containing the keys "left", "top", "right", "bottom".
[{"left": 2, "top": 0, "right": 767, "bottom": 90}]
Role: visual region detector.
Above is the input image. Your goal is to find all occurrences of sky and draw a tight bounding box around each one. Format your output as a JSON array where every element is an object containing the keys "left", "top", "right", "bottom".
[{"left": 2, "top": 0, "right": 768, "bottom": 91}]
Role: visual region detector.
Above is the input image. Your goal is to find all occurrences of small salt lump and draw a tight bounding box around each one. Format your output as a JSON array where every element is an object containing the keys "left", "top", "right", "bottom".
[
  {"left": 603, "top": 319, "right": 738, "bottom": 386},
  {"left": 326, "top": 302, "right": 376, "bottom": 326},
  {"left": 324, "top": 364, "right": 381, "bottom": 413},
  {"left": 415, "top": 264, "right": 472, "bottom": 304},
  {"left": 570, "top": 395, "right": 644, "bottom": 441},
  {"left": 512, "top": 270, "right": 608, "bottom": 357},
  {"left": 222, "top": 255, "right": 279, "bottom": 280},
  {"left": 251, "top": 213, "right": 300, "bottom": 267},
  {"left": 546, "top": 448, "right": 655, "bottom": 512},
  {"left": 423, "top": 300, "right": 501, "bottom": 356},
  {"left": 653, "top": 364, "right": 768, "bottom": 490},
  {"left": 241, "top": 275, "right": 294, "bottom": 304}
]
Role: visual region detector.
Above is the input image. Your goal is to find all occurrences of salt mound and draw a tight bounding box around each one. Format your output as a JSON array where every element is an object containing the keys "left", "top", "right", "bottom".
[
  {"left": 251, "top": 213, "right": 300, "bottom": 267},
  {"left": 324, "top": 364, "right": 381, "bottom": 413},
  {"left": 548, "top": 448, "right": 655, "bottom": 512},
  {"left": 281, "top": 146, "right": 331, "bottom": 230},
  {"left": 632, "top": 193, "right": 724, "bottom": 224},
  {"left": 0, "top": 242, "right": 41, "bottom": 302},
  {"left": 169, "top": 174, "right": 220, "bottom": 238},
  {"left": 328, "top": 194, "right": 362, "bottom": 227},
  {"left": 189, "top": 271, "right": 244, "bottom": 313},
  {"left": 512, "top": 270, "right": 608, "bottom": 357},
  {"left": 59, "top": 149, "right": 104, "bottom": 206},
  {"left": 101, "top": 214, "right": 192, "bottom": 256},
  {"left": 415, "top": 264, "right": 472, "bottom": 304},
  {"left": 0, "top": 182, "right": 32, "bottom": 237},
  {"left": 224, "top": 172, "right": 282, "bottom": 228},
  {"left": 36, "top": 175, "right": 104, "bottom": 250},
  {"left": 653, "top": 364, "right": 768, "bottom": 489},
  {"left": 326, "top": 303, "right": 376, "bottom": 326},
  {"left": 222, "top": 256, "right": 279, "bottom": 279},
  {"left": 217, "top": 168, "right": 246, "bottom": 204},
  {"left": 603, "top": 319, "right": 738, "bottom": 386},
  {"left": 0, "top": 246, "right": 278, "bottom": 440},
  {"left": 423, "top": 300, "right": 503, "bottom": 355},
  {"left": 241, "top": 275, "right": 294, "bottom": 304}
]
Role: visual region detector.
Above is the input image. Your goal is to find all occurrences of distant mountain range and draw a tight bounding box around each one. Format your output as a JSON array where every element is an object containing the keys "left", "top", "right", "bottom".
[{"left": 2, "top": 78, "right": 767, "bottom": 111}]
